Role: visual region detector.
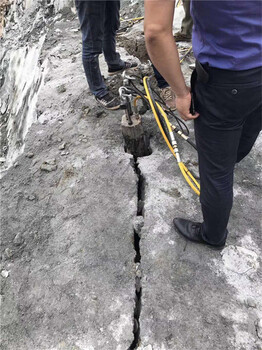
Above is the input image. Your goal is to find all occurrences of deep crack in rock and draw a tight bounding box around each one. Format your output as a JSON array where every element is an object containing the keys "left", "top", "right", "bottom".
[{"left": 129, "top": 156, "right": 145, "bottom": 349}]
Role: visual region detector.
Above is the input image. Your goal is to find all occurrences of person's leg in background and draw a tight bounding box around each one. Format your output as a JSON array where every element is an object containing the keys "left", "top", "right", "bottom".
[
  {"left": 75, "top": 0, "right": 136, "bottom": 109},
  {"left": 102, "top": 1, "right": 124, "bottom": 71},
  {"left": 103, "top": 1, "right": 137, "bottom": 75},
  {"left": 152, "top": 65, "right": 176, "bottom": 110},
  {"left": 75, "top": 1, "right": 108, "bottom": 98},
  {"left": 174, "top": 0, "right": 193, "bottom": 42}
]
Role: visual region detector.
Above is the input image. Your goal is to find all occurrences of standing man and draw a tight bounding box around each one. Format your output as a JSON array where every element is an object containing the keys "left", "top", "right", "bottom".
[
  {"left": 144, "top": 0, "right": 262, "bottom": 247},
  {"left": 174, "top": 0, "right": 193, "bottom": 42},
  {"left": 75, "top": 1, "right": 137, "bottom": 110}
]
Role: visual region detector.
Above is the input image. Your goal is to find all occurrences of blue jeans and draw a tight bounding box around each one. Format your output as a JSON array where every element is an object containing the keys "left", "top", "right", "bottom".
[
  {"left": 152, "top": 65, "right": 169, "bottom": 89},
  {"left": 75, "top": 0, "right": 125, "bottom": 98},
  {"left": 193, "top": 64, "right": 262, "bottom": 245}
]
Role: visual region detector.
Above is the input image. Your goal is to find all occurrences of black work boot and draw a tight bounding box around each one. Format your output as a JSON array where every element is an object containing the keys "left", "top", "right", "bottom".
[
  {"left": 174, "top": 32, "right": 191, "bottom": 42},
  {"left": 108, "top": 61, "right": 138, "bottom": 76},
  {"left": 173, "top": 218, "right": 225, "bottom": 249},
  {"left": 95, "top": 92, "right": 120, "bottom": 110}
]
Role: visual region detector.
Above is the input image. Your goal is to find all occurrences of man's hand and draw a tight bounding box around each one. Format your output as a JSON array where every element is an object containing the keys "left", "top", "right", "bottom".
[{"left": 176, "top": 88, "right": 199, "bottom": 121}]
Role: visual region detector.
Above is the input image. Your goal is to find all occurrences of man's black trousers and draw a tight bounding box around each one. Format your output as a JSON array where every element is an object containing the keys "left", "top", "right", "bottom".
[{"left": 193, "top": 65, "right": 261, "bottom": 245}]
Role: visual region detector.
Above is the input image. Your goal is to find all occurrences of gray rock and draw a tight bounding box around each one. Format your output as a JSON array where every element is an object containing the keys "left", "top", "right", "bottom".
[
  {"left": 58, "top": 143, "right": 66, "bottom": 150},
  {"left": 13, "top": 233, "right": 24, "bottom": 246},
  {"left": 143, "top": 345, "right": 153, "bottom": 350},
  {"left": 40, "top": 159, "right": 57, "bottom": 172},
  {"left": 4, "top": 248, "right": 14, "bottom": 260},
  {"left": 256, "top": 319, "right": 262, "bottom": 340},
  {"left": 133, "top": 216, "right": 144, "bottom": 236},
  {"left": 40, "top": 163, "right": 57, "bottom": 172},
  {"left": 135, "top": 262, "right": 142, "bottom": 278},
  {"left": 60, "top": 151, "right": 69, "bottom": 156},
  {"left": 246, "top": 297, "right": 257, "bottom": 308},
  {"left": 1, "top": 100, "right": 8, "bottom": 115},
  {"left": 41, "top": 163, "right": 57, "bottom": 172},
  {"left": 26, "top": 152, "right": 34, "bottom": 158},
  {"left": 57, "top": 84, "right": 66, "bottom": 93},
  {"left": 46, "top": 159, "right": 56, "bottom": 165},
  {"left": 1, "top": 270, "right": 9, "bottom": 278},
  {"left": 81, "top": 106, "right": 90, "bottom": 118},
  {"left": 138, "top": 127, "right": 262, "bottom": 350}
]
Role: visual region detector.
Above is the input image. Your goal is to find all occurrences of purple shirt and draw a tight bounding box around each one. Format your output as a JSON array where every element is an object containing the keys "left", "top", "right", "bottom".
[{"left": 191, "top": 0, "right": 262, "bottom": 70}]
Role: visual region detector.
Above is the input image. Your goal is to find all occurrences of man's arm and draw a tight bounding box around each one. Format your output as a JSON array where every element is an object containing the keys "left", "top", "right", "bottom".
[{"left": 144, "top": 0, "right": 199, "bottom": 121}]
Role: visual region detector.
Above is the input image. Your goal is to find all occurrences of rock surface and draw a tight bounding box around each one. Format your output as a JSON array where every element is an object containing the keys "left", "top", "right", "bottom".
[
  {"left": 137, "top": 136, "right": 262, "bottom": 350},
  {"left": 1, "top": 2, "right": 138, "bottom": 349}
]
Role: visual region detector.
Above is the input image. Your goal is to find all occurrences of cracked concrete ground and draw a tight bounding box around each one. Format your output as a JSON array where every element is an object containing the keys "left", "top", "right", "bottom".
[
  {"left": 1, "top": 15, "right": 138, "bottom": 350},
  {"left": 1, "top": 4, "right": 262, "bottom": 350}
]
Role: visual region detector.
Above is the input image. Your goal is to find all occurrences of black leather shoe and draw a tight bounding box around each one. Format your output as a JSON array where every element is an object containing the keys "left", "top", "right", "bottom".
[{"left": 173, "top": 218, "right": 225, "bottom": 248}]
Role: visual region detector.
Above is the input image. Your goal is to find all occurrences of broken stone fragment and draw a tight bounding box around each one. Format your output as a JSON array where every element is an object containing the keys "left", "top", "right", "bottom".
[
  {"left": 57, "top": 84, "right": 66, "bottom": 93},
  {"left": 26, "top": 152, "right": 34, "bottom": 158},
  {"left": 46, "top": 159, "right": 56, "bottom": 165},
  {"left": 60, "top": 151, "right": 69, "bottom": 156},
  {"left": 58, "top": 143, "right": 66, "bottom": 150},
  {"left": 135, "top": 263, "right": 142, "bottom": 278},
  {"left": 0, "top": 100, "right": 8, "bottom": 114},
  {"left": 81, "top": 106, "right": 90, "bottom": 118},
  {"left": 142, "top": 345, "right": 153, "bottom": 350},
  {"left": 13, "top": 232, "right": 24, "bottom": 246},
  {"left": 4, "top": 248, "right": 14, "bottom": 259},
  {"left": 40, "top": 159, "right": 57, "bottom": 172},
  {"left": 246, "top": 297, "right": 256, "bottom": 308},
  {"left": 255, "top": 319, "right": 262, "bottom": 340},
  {"left": 135, "top": 276, "right": 141, "bottom": 293},
  {"left": 26, "top": 195, "right": 36, "bottom": 201},
  {"left": 1, "top": 270, "right": 9, "bottom": 278},
  {"left": 133, "top": 216, "right": 144, "bottom": 236},
  {"left": 41, "top": 163, "right": 57, "bottom": 172}
]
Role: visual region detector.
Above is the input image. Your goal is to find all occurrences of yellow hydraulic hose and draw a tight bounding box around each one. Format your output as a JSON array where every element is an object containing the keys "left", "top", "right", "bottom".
[
  {"left": 120, "top": 16, "right": 144, "bottom": 23},
  {"left": 143, "top": 76, "right": 200, "bottom": 196},
  {"left": 153, "top": 96, "right": 200, "bottom": 193},
  {"left": 179, "top": 46, "right": 192, "bottom": 64},
  {"left": 134, "top": 95, "right": 142, "bottom": 108}
]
